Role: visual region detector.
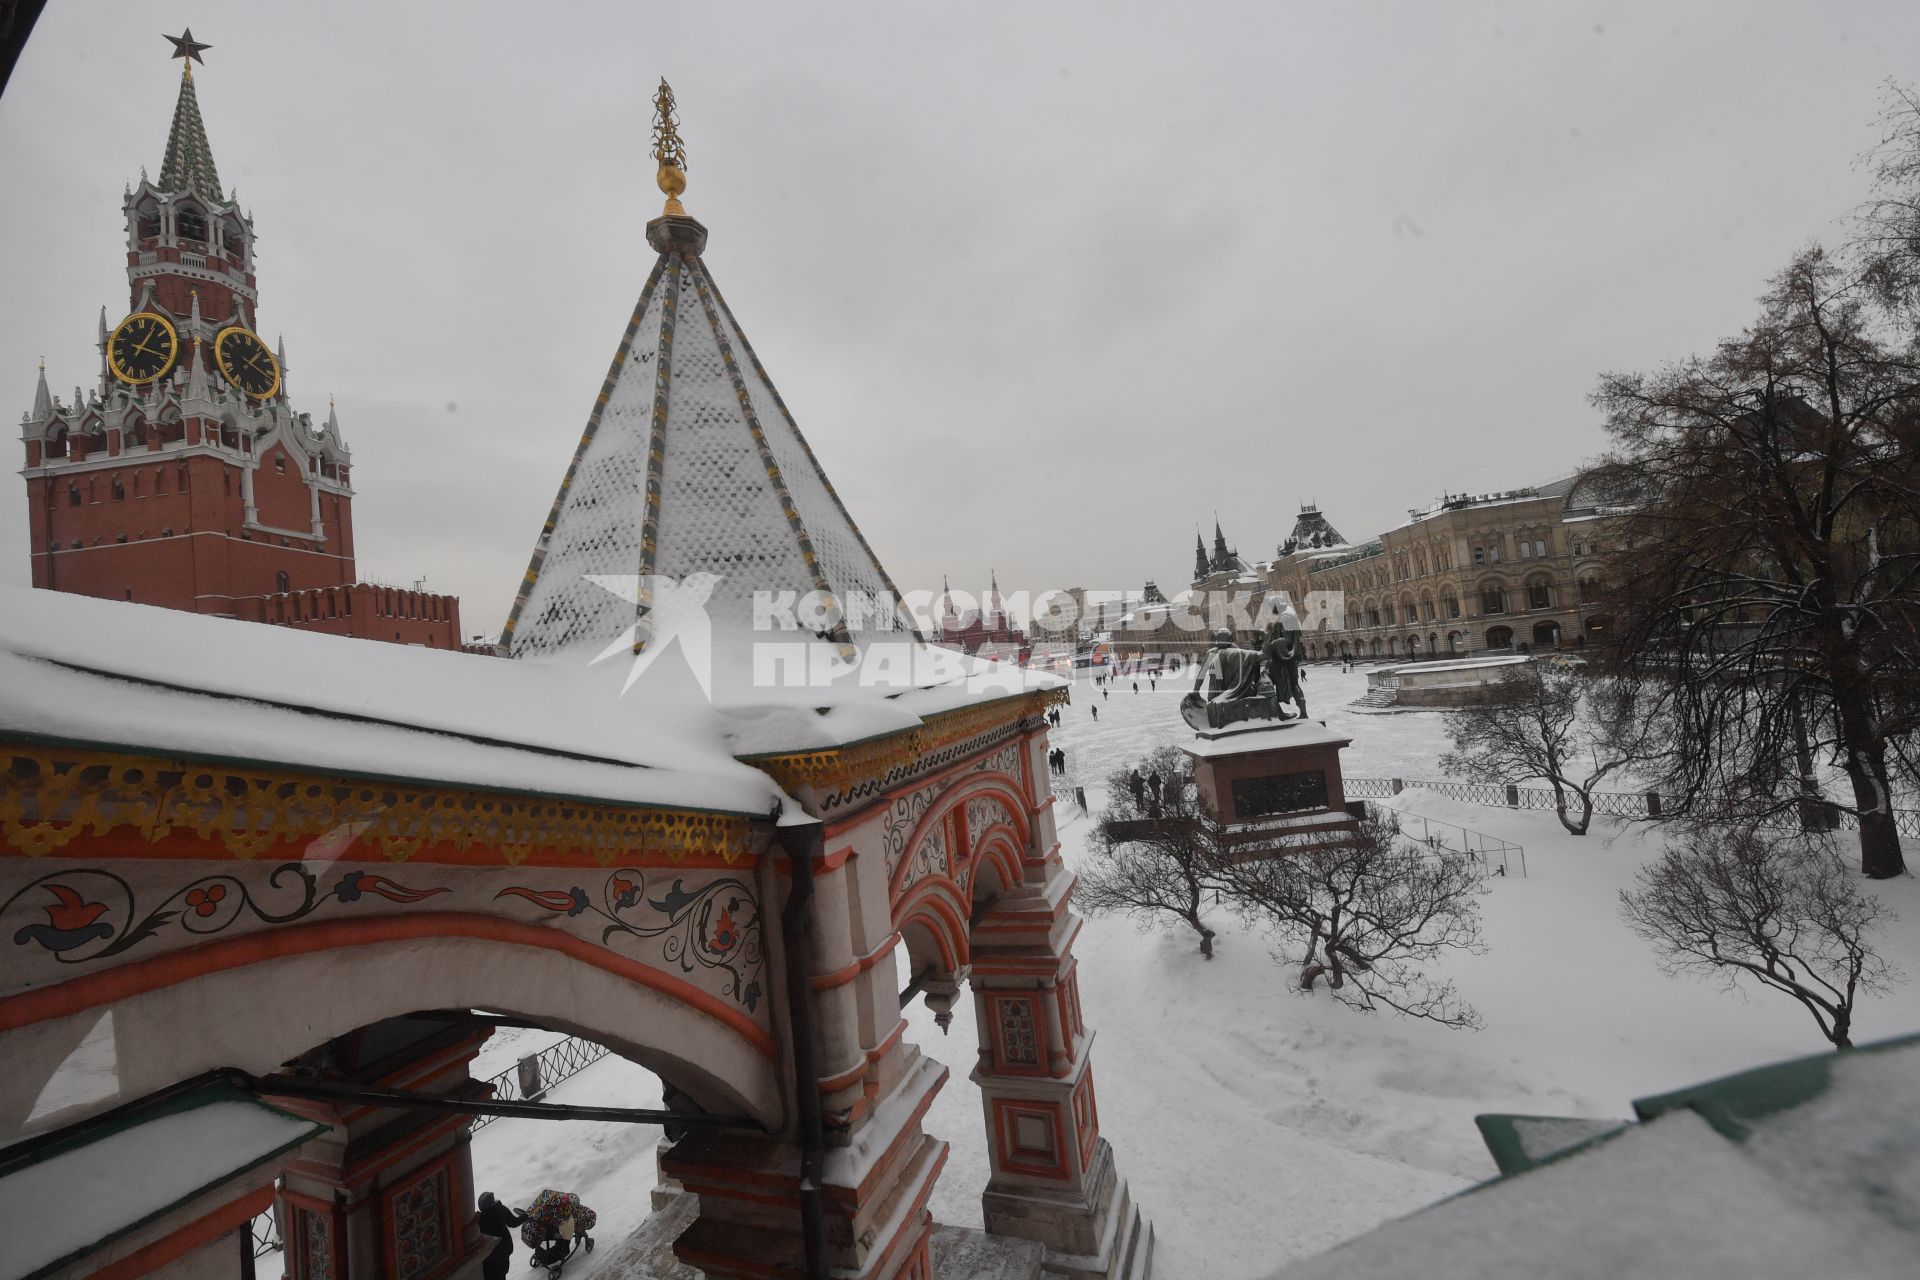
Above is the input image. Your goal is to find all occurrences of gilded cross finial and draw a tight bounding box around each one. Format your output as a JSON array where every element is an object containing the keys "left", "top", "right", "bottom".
[
  {"left": 652, "top": 79, "right": 689, "bottom": 217},
  {"left": 164, "top": 29, "right": 212, "bottom": 80}
]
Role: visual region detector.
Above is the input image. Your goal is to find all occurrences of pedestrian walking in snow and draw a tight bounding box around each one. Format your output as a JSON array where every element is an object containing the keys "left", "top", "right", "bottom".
[
  {"left": 1128, "top": 769, "right": 1145, "bottom": 804},
  {"left": 1149, "top": 771, "right": 1163, "bottom": 802},
  {"left": 1132, "top": 681, "right": 1139, "bottom": 694},
  {"left": 1091, "top": 705, "right": 1099, "bottom": 720},
  {"left": 1102, "top": 688, "right": 1109, "bottom": 701}
]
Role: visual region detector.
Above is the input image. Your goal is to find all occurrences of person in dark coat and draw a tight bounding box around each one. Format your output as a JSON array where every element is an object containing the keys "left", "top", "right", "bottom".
[
  {"left": 1091, "top": 705, "right": 1099, "bottom": 720},
  {"left": 476, "top": 1192, "right": 528, "bottom": 1280},
  {"left": 1128, "top": 769, "right": 1145, "bottom": 804}
]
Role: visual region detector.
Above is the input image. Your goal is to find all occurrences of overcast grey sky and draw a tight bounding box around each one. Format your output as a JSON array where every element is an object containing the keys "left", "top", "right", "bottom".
[{"left": 5, "top": 1, "right": 1917, "bottom": 637}]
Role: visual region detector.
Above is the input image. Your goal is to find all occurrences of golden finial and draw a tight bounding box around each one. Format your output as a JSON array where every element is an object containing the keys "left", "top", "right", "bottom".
[{"left": 652, "top": 79, "right": 689, "bottom": 217}]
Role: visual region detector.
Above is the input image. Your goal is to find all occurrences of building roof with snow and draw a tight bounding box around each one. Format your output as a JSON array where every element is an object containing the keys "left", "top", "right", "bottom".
[{"left": 1271, "top": 1032, "right": 1920, "bottom": 1280}]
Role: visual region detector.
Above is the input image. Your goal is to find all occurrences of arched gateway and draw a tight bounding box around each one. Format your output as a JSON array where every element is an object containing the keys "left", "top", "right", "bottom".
[{"left": 0, "top": 85, "right": 1151, "bottom": 1280}]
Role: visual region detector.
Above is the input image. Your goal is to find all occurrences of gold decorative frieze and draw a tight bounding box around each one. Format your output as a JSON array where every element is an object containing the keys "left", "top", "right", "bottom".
[{"left": 0, "top": 744, "right": 757, "bottom": 864}]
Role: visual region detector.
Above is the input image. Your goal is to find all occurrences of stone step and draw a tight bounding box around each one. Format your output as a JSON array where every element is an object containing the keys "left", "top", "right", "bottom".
[{"left": 930, "top": 1224, "right": 1048, "bottom": 1279}]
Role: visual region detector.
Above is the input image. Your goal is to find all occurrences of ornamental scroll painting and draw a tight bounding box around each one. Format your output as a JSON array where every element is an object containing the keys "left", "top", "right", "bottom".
[
  {"left": 495, "top": 867, "right": 765, "bottom": 1013},
  {"left": 5, "top": 863, "right": 447, "bottom": 965}
]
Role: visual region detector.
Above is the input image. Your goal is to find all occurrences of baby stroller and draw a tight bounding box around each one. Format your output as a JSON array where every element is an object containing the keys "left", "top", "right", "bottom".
[{"left": 521, "top": 1189, "right": 597, "bottom": 1279}]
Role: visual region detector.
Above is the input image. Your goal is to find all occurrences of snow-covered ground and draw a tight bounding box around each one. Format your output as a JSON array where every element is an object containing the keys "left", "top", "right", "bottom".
[{"left": 457, "top": 664, "right": 1919, "bottom": 1278}]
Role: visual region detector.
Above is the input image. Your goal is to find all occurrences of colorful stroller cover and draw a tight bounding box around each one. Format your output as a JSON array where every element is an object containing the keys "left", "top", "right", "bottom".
[{"left": 520, "top": 1189, "right": 598, "bottom": 1247}]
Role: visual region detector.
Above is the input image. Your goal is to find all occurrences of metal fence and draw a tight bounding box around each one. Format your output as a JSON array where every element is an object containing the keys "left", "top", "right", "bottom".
[
  {"left": 1371, "top": 804, "right": 1527, "bottom": 878},
  {"left": 1050, "top": 776, "right": 1089, "bottom": 816},
  {"left": 1350, "top": 775, "right": 1920, "bottom": 836},
  {"left": 471, "top": 1034, "right": 613, "bottom": 1132},
  {"left": 250, "top": 1210, "right": 282, "bottom": 1258}
]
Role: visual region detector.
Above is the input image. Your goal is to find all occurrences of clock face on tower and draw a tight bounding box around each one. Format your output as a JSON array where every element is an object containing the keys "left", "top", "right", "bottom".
[
  {"left": 107, "top": 312, "right": 181, "bottom": 386},
  {"left": 213, "top": 326, "right": 281, "bottom": 400}
]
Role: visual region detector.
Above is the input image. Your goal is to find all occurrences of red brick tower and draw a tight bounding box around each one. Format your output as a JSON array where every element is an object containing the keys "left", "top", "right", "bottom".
[{"left": 17, "top": 32, "right": 461, "bottom": 647}]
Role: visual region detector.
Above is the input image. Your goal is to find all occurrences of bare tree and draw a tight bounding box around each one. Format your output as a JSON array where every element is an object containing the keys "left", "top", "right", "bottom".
[
  {"left": 1854, "top": 80, "right": 1920, "bottom": 320},
  {"left": 1590, "top": 245, "right": 1920, "bottom": 878},
  {"left": 1620, "top": 826, "right": 1898, "bottom": 1049},
  {"left": 1212, "top": 813, "right": 1487, "bottom": 1028},
  {"left": 1440, "top": 665, "right": 1652, "bottom": 835},
  {"left": 1082, "top": 747, "right": 1222, "bottom": 958}
]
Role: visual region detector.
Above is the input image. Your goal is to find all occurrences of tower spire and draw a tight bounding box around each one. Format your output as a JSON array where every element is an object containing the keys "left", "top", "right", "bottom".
[
  {"left": 651, "top": 78, "right": 689, "bottom": 218},
  {"left": 31, "top": 360, "right": 53, "bottom": 422},
  {"left": 158, "top": 31, "right": 222, "bottom": 197}
]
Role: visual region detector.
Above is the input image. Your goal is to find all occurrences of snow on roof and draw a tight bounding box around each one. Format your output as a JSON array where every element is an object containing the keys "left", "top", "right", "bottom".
[
  {"left": 0, "top": 589, "right": 1060, "bottom": 810},
  {"left": 1271, "top": 1034, "right": 1920, "bottom": 1280},
  {"left": 0, "top": 586, "right": 784, "bottom": 815},
  {"left": 0, "top": 1083, "right": 326, "bottom": 1280}
]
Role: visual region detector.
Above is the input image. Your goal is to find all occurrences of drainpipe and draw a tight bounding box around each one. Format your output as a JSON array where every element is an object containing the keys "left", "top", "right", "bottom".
[{"left": 776, "top": 813, "right": 829, "bottom": 1280}]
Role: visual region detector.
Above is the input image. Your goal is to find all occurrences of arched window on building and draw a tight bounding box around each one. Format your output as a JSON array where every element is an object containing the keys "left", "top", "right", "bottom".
[
  {"left": 66, "top": 484, "right": 80, "bottom": 507},
  {"left": 1579, "top": 575, "right": 1605, "bottom": 602},
  {"left": 111, "top": 475, "right": 125, "bottom": 501},
  {"left": 1473, "top": 546, "right": 1484, "bottom": 565},
  {"left": 137, "top": 208, "right": 161, "bottom": 241},
  {"left": 1444, "top": 592, "right": 1460, "bottom": 618},
  {"left": 1534, "top": 539, "right": 1547, "bottom": 558},
  {"left": 1420, "top": 594, "right": 1435, "bottom": 622},
  {"left": 1486, "top": 625, "right": 1514, "bottom": 649},
  {"left": 1526, "top": 576, "right": 1553, "bottom": 610},
  {"left": 176, "top": 205, "right": 207, "bottom": 242},
  {"left": 1518, "top": 539, "right": 1531, "bottom": 560},
  {"left": 1479, "top": 584, "right": 1507, "bottom": 615},
  {"left": 275, "top": 571, "right": 290, "bottom": 595}
]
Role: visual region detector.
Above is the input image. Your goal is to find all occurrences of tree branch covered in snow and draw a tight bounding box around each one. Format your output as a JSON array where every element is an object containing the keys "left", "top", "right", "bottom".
[
  {"left": 1619, "top": 826, "right": 1899, "bottom": 1049},
  {"left": 1441, "top": 666, "right": 1655, "bottom": 835},
  {"left": 1212, "top": 814, "right": 1488, "bottom": 1029},
  {"left": 1082, "top": 746, "right": 1224, "bottom": 958}
]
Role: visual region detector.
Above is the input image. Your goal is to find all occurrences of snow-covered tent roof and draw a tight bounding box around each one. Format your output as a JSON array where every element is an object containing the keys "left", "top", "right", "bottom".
[
  {"left": 503, "top": 203, "right": 918, "bottom": 661},
  {"left": 1270, "top": 1032, "right": 1920, "bottom": 1280}
]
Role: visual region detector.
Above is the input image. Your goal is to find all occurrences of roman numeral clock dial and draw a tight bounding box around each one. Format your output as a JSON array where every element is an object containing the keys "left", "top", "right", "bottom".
[
  {"left": 213, "top": 326, "right": 282, "bottom": 400},
  {"left": 107, "top": 312, "right": 181, "bottom": 385}
]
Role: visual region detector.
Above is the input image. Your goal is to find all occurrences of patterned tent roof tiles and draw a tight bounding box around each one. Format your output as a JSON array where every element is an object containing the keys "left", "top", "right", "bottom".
[
  {"left": 505, "top": 218, "right": 918, "bottom": 659},
  {"left": 157, "top": 71, "right": 222, "bottom": 198}
]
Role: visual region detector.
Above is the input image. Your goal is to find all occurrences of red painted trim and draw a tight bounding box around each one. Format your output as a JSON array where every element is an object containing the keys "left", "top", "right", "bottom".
[
  {"left": 810, "top": 930, "right": 901, "bottom": 991},
  {"left": 859, "top": 1143, "right": 948, "bottom": 1280},
  {"left": 888, "top": 777, "right": 1032, "bottom": 900},
  {"left": 0, "top": 912, "right": 776, "bottom": 1057},
  {"left": 894, "top": 881, "right": 969, "bottom": 970},
  {"left": 990, "top": 1097, "right": 1071, "bottom": 1180},
  {"left": 341, "top": 1110, "right": 473, "bottom": 1191},
  {"left": 86, "top": 1183, "right": 272, "bottom": 1280},
  {"left": 866, "top": 1017, "right": 908, "bottom": 1064}
]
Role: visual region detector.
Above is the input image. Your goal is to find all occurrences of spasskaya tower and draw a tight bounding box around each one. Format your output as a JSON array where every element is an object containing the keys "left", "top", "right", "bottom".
[{"left": 17, "top": 31, "right": 462, "bottom": 647}]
